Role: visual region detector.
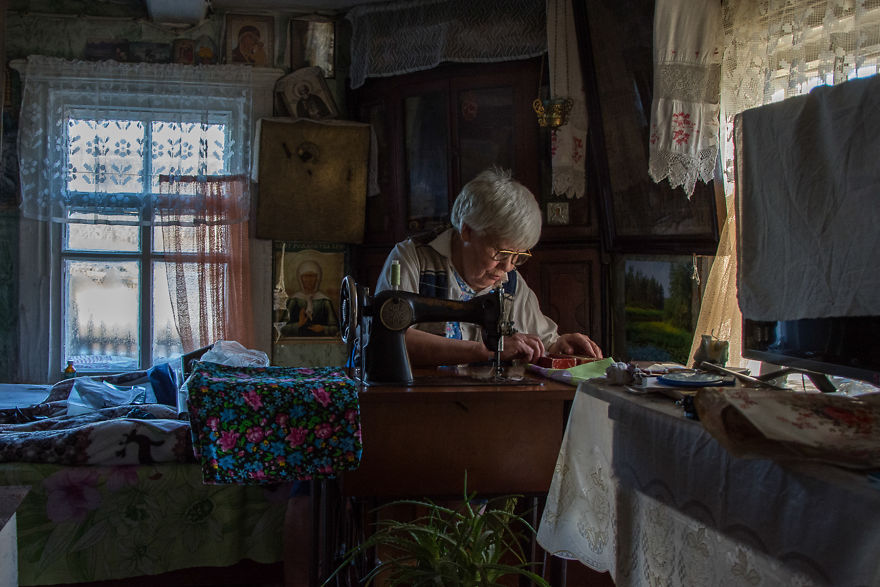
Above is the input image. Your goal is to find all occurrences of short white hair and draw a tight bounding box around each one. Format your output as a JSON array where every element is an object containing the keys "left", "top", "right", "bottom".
[{"left": 449, "top": 167, "right": 542, "bottom": 249}]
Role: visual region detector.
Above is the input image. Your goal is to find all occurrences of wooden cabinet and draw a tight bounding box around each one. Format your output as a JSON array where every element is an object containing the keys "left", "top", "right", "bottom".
[
  {"left": 350, "top": 59, "right": 606, "bottom": 347},
  {"left": 351, "top": 58, "right": 543, "bottom": 246}
]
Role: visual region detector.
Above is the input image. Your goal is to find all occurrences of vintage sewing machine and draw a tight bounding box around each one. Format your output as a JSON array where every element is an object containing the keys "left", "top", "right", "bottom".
[{"left": 339, "top": 275, "right": 516, "bottom": 386}]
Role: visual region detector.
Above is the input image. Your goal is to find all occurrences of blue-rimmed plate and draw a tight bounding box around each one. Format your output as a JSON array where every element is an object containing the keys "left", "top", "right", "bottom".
[{"left": 657, "top": 372, "right": 725, "bottom": 387}]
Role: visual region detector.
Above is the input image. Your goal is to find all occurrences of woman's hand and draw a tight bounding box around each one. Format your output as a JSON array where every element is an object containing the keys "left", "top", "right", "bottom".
[
  {"left": 548, "top": 333, "right": 603, "bottom": 358},
  {"left": 498, "top": 333, "right": 545, "bottom": 363}
]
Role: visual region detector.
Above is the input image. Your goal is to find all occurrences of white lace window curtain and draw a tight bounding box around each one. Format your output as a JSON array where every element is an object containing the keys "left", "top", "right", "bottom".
[
  {"left": 346, "top": 0, "right": 546, "bottom": 89},
  {"left": 688, "top": 0, "right": 880, "bottom": 368},
  {"left": 16, "top": 56, "right": 254, "bottom": 226}
]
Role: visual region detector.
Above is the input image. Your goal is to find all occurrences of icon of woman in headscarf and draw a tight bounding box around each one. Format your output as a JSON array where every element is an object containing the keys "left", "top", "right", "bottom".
[{"left": 281, "top": 260, "right": 338, "bottom": 337}]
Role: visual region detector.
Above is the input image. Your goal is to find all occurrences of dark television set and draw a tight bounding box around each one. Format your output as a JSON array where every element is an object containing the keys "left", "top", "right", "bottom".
[{"left": 742, "top": 316, "right": 880, "bottom": 388}]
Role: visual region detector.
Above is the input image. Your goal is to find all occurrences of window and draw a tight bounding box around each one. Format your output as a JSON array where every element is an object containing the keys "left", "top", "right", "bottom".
[
  {"left": 690, "top": 0, "right": 880, "bottom": 372},
  {"left": 61, "top": 118, "right": 229, "bottom": 372},
  {"left": 15, "top": 57, "right": 255, "bottom": 381}
]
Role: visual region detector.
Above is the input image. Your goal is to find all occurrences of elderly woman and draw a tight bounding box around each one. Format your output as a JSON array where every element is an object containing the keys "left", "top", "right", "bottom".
[{"left": 375, "top": 167, "right": 602, "bottom": 365}]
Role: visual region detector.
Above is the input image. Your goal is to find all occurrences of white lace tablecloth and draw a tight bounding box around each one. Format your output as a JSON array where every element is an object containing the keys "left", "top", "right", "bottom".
[{"left": 537, "top": 381, "right": 880, "bottom": 586}]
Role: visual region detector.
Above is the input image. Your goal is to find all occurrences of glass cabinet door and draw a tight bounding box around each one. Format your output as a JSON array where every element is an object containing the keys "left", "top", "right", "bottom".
[
  {"left": 353, "top": 59, "right": 543, "bottom": 244},
  {"left": 404, "top": 91, "right": 449, "bottom": 232},
  {"left": 456, "top": 86, "right": 515, "bottom": 187}
]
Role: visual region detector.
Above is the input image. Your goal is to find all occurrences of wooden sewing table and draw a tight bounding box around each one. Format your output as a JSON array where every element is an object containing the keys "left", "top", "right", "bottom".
[
  {"left": 342, "top": 367, "right": 575, "bottom": 497},
  {"left": 312, "top": 367, "right": 576, "bottom": 582}
]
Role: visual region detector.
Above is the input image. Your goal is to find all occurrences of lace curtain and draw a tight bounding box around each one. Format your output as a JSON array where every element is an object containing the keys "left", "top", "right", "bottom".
[
  {"left": 158, "top": 175, "right": 255, "bottom": 351},
  {"left": 15, "top": 56, "right": 257, "bottom": 368},
  {"left": 647, "top": 0, "right": 722, "bottom": 198},
  {"left": 346, "top": 0, "right": 546, "bottom": 89},
  {"left": 688, "top": 0, "right": 880, "bottom": 368},
  {"left": 16, "top": 56, "right": 253, "bottom": 225}
]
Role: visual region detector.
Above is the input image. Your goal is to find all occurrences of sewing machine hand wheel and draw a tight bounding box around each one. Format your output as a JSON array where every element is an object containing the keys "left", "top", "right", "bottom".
[{"left": 339, "top": 275, "right": 359, "bottom": 344}]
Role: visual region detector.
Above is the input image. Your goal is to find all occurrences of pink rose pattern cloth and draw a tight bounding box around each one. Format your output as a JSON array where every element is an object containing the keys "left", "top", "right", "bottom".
[{"left": 187, "top": 362, "right": 362, "bottom": 484}]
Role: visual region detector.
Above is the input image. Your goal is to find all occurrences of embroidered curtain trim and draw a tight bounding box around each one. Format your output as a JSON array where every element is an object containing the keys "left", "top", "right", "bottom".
[
  {"left": 346, "top": 0, "right": 546, "bottom": 89},
  {"left": 648, "top": 0, "right": 722, "bottom": 198},
  {"left": 15, "top": 56, "right": 254, "bottom": 225}
]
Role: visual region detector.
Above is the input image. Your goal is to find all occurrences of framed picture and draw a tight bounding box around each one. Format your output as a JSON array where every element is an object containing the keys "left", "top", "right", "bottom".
[
  {"left": 130, "top": 42, "right": 171, "bottom": 64},
  {"left": 172, "top": 39, "right": 196, "bottom": 65},
  {"left": 610, "top": 254, "right": 700, "bottom": 365},
  {"left": 195, "top": 34, "right": 218, "bottom": 65},
  {"left": 289, "top": 15, "right": 335, "bottom": 78},
  {"left": 272, "top": 242, "right": 347, "bottom": 342},
  {"left": 576, "top": 0, "right": 720, "bottom": 254},
  {"left": 277, "top": 66, "right": 339, "bottom": 120},
  {"left": 224, "top": 14, "right": 274, "bottom": 66},
  {"left": 85, "top": 40, "right": 130, "bottom": 62}
]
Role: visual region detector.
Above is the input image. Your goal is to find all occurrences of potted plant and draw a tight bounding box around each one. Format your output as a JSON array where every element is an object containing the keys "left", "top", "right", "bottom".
[{"left": 324, "top": 479, "right": 551, "bottom": 586}]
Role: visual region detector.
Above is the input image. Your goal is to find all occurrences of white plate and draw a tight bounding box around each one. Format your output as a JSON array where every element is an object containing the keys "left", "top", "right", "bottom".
[{"left": 657, "top": 372, "right": 724, "bottom": 387}]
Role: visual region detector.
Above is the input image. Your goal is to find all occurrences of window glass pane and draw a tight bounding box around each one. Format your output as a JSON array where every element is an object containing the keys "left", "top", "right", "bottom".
[
  {"left": 457, "top": 87, "right": 514, "bottom": 184},
  {"left": 151, "top": 121, "right": 226, "bottom": 191},
  {"left": 152, "top": 262, "right": 184, "bottom": 361},
  {"left": 64, "top": 260, "right": 139, "bottom": 372},
  {"left": 153, "top": 260, "right": 224, "bottom": 348},
  {"left": 152, "top": 216, "right": 205, "bottom": 253},
  {"left": 65, "top": 211, "right": 140, "bottom": 251},
  {"left": 67, "top": 119, "right": 145, "bottom": 194},
  {"left": 405, "top": 92, "right": 449, "bottom": 232}
]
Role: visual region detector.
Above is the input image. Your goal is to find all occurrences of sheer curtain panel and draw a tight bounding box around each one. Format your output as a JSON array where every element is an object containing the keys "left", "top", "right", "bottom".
[{"left": 158, "top": 175, "right": 255, "bottom": 352}]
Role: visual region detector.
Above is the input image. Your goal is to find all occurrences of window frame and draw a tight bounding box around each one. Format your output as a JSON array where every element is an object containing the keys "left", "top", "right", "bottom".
[{"left": 55, "top": 109, "right": 235, "bottom": 376}]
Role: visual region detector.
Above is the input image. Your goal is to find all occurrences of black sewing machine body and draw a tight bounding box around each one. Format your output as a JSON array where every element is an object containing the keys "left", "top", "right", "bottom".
[{"left": 339, "top": 276, "right": 509, "bottom": 386}]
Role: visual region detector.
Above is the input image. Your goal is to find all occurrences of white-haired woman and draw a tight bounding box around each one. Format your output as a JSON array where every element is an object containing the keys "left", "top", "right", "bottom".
[{"left": 375, "top": 167, "right": 602, "bottom": 365}]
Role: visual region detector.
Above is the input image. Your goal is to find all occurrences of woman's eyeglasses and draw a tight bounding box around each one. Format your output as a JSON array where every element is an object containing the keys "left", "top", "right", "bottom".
[{"left": 491, "top": 248, "right": 532, "bottom": 267}]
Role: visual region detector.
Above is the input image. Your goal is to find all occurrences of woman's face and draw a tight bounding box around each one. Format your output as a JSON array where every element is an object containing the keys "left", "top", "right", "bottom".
[
  {"left": 457, "top": 225, "right": 523, "bottom": 291},
  {"left": 300, "top": 272, "right": 318, "bottom": 293}
]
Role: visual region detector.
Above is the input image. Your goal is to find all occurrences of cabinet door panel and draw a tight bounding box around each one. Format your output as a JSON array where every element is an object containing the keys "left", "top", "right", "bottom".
[
  {"left": 352, "top": 60, "right": 543, "bottom": 245},
  {"left": 404, "top": 91, "right": 450, "bottom": 232},
  {"left": 455, "top": 86, "right": 516, "bottom": 184},
  {"left": 519, "top": 247, "right": 602, "bottom": 342}
]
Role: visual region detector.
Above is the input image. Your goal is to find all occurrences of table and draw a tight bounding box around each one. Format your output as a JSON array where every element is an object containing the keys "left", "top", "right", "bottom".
[
  {"left": 341, "top": 369, "right": 576, "bottom": 498},
  {"left": 314, "top": 369, "right": 576, "bottom": 582},
  {"left": 537, "top": 380, "right": 880, "bottom": 586}
]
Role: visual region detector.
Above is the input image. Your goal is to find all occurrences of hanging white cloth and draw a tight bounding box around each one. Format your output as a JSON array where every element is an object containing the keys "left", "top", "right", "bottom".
[
  {"left": 547, "top": 0, "right": 587, "bottom": 199},
  {"left": 735, "top": 75, "right": 880, "bottom": 322},
  {"left": 647, "top": 0, "right": 721, "bottom": 197}
]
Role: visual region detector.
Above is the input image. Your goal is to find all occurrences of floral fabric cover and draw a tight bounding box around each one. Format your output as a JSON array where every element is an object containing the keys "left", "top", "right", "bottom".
[
  {"left": 695, "top": 387, "right": 880, "bottom": 469},
  {"left": 186, "top": 362, "right": 362, "bottom": 484}
]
